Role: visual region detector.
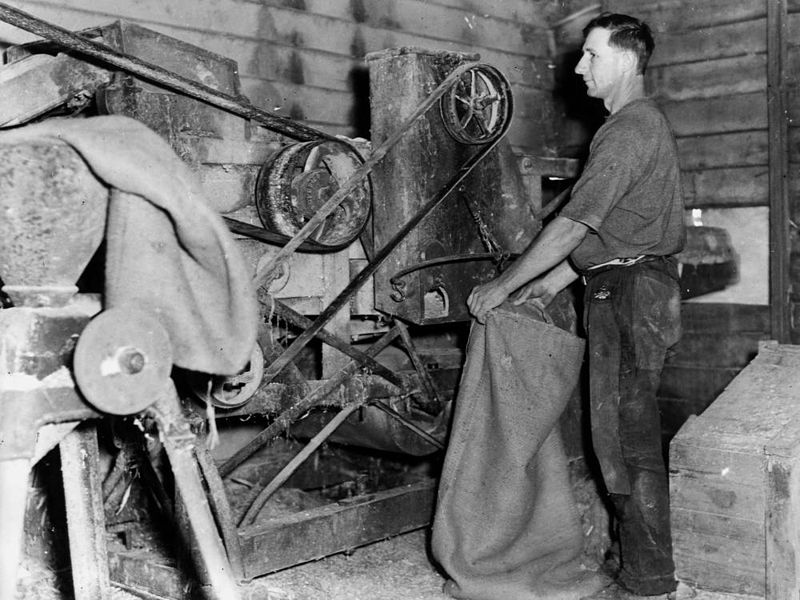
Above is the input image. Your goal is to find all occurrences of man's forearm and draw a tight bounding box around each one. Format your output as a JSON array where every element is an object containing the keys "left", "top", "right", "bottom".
[
  {"left": 542, "top": 259, "right": 580, "bottom": 292},
  {"left": 467, "top": 216, "right": 587, "bottom": 323},
  {"left": 493, "top": 216, "right": 587, "bottom": 295}
]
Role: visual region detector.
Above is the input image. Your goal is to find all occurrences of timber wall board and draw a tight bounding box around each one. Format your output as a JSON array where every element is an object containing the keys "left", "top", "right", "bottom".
[
  {"left": 605, "top": 0, "right": 782, "bottom": 438},
  {"left": 0, "top": 0, "right": 574, "bottom": 156}
]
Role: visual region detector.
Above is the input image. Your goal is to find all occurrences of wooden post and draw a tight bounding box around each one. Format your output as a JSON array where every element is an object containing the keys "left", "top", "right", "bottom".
[
  {"left": 765, "top": 444, "right": 800, "bottom": 600},
  {"left": 767, "top": 0, "right": 790, "bottom": 342},
  {"left": 59, "top": 423, "right": 111, "bottom": 600},
  {"left": 0, "top": 458, "right": 31, "bottom": 600}
]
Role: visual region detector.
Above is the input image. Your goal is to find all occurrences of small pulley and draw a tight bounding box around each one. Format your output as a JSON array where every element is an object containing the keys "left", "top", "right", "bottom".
[
  {"left": 255, "top": 139, "right": 372, "bottom": 248},
  {"left": 73, "top": 307, "right": 173, "bottom": 415},
  {"left": 439, "top": 64, "right": 512, "bottom": 145},
  {"left": 189, "top": 342, "right": 265, "bottom": 409}
]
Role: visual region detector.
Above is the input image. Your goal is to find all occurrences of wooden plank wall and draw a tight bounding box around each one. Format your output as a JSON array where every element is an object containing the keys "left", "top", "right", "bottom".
[
  {"left": 0, "top": 0, "right": 571, "bottom": 156},
  {"left": 602, "top": 0, "right": 790, "bottom": 437}
]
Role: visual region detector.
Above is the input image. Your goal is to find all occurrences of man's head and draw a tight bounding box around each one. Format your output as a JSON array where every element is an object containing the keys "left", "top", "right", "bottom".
[
  {"left": 583, "top": 13, "right": 654, "bottom": 75},
  {"left": 575, "top": 13, "right": 653, "bottom": 107}
]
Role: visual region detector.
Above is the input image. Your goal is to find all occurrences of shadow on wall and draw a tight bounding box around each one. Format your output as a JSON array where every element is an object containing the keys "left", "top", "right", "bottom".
[
  {"left": 349, "top": 65, "right": 371, "bottom": 139},
  {"left": 551, "top": 48, "right": 607, "bottom": 159}
]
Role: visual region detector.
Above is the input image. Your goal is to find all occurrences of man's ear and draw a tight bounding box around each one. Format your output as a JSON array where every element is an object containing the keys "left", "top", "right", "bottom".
[{"left": 621, "top": 50, "right": 638, "bottom": 74}]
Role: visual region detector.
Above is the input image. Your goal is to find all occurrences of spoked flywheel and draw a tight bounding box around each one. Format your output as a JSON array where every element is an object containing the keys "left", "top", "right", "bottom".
[{"left": 439, "top": 64, "right": 512, "bottom": 145}]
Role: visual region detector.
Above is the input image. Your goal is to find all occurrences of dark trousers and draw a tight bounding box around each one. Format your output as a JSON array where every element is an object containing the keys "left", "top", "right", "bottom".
[{"left": 583, "top": 259, "right": 681, "bottom": 595}]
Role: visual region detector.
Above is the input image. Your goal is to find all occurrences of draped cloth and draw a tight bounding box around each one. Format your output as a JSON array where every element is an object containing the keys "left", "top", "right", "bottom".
[
  {"left": 0, "top": 116, "right": 258, "bottom": 375},
  {"left": 432, "top": 302, "right": 606, "bottom": 600}
]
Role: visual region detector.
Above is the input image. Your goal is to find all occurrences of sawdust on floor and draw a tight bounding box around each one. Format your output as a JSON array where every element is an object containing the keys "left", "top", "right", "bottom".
[
  {"left": 241, "top": 528, "right": 451, "bottom": 600},
  {"left": 16, "top": 527, "right": 450, "bottom": 600}
]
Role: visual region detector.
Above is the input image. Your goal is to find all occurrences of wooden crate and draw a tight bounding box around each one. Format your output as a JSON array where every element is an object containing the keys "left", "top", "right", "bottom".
[{"left": 669, "top": 341, "right": 800, "bottom": 599}]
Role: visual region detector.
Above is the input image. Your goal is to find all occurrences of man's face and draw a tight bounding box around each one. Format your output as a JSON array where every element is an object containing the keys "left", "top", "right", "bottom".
[{"left": 575, "top": 27, "right": 631, "bottom": 100}]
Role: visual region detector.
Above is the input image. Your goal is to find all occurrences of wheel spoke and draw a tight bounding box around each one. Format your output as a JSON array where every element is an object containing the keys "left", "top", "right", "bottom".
[
  {"left": 459, "top": 108, "right": 475, "bottom": 129},
  {"left": 472, "top": 112, "right": 489, "bottom": 135}
]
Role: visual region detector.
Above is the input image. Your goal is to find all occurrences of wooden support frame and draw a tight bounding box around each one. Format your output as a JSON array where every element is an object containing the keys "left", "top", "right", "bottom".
[
  {"left": 108, "top": 480, "right": 437, "bottom": 597},
  {"left": 767, "top": 0, "right": 791, "bottom": 342},
  {"left": 59, "top": 423, "right": 112, "bottom": 600},
  {"left": 238, "top": 479, "right": 436, "bottom": 579}
]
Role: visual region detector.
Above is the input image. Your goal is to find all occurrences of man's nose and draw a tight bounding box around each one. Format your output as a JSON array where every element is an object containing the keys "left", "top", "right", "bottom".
[{"left": 575, "top": 57, "right": 586, "bottom": 75}]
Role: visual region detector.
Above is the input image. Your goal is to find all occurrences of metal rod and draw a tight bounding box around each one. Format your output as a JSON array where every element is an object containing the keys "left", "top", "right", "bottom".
[
  {"left": 264, "top": 295, "right": 406, "bottom": 389},
  {"left": 251, "top": 61, "right": 509, "bottom": 289},
  {"left": 240, "top": 403, "right": 361, "bottom": 527},
  {"left": 195, "top": 445, "right": 245, "bottom": 581},
  {"left": 217, "top": 326, "right": 401, "bottom": 478},
  {"left": 0, "top": 2, "right": 334, "bottom": 143},
  {"left": 390, "top": 253, "right": 503, "bottom": 285},
  {"left": 223, "top": 217, "right": 346, "bottom": 252},
  {"left": 395, "top": 321, "right": 441, "bottom": 409},
  {"left": 539, "top": 184, "right": 574, "bottom": 220},
  {"left": 370, "top": 401, "right": 445, "bottom": 450}
]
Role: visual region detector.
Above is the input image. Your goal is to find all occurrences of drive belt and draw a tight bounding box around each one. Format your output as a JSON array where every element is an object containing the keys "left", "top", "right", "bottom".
[
  {"left": 259, "top": 62, "right": 513, "bottom": 383},
  {"left": 0, "top": 2, "right": 338, "bottom": 144}
]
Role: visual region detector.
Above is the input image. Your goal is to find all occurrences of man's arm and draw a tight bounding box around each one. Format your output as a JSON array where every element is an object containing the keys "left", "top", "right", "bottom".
[
  {"left": 467, "top": 216, "right": 588, "bottom": 323},
  {"left": 512, "top": 259, "right": 580, "bottom": 308}
]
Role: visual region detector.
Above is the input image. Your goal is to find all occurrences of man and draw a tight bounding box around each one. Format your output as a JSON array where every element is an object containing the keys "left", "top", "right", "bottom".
[{"left": 467, "top": 12, "right": 684, "bottom": 600}]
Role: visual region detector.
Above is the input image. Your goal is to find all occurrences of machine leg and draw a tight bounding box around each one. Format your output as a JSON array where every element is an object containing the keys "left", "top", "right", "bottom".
[
  {"left": 59, "top": 422, "right": 111, "bottom": 600},
  {"left": 153, "top": 391, "right": 242, "bottom": 600},
  {"left": 0, "top": 458, "right": 30, "bottom": 600},
  {"left": 195, "top": 446, "right": 245, "bottom": 581}
]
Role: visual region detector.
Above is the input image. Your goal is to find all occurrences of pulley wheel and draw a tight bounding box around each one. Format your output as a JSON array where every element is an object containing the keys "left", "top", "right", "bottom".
[
  {"left": 439, "top": 64, "right": 512, "bottom": 145},
  {"left": 190, "top": 342, "right": 265, "bottom": 409},
  {"left": 255, "top": 139, "right": 372, "bottom": 247},
  {"left": 74, "top": 307, "right": 173, "bottom": 415}
]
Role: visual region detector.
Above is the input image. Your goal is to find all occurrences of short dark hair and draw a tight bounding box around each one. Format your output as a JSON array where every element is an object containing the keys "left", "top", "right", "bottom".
[{"left": 583, "top": 12, "right": 654, "bottom": 74}]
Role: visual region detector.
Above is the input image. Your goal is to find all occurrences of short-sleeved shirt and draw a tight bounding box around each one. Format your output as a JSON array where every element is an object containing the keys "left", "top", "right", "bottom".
[{"left": 560, "top": 98, "right": 685, "bottom": 271}]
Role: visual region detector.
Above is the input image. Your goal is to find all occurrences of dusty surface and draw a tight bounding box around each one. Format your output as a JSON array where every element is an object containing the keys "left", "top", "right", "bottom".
[
  {"left": 17, "top": 528, "right": 450, "bottom": 600},
  {"left": 242, "top": 529, "right": 452, "bottom": 600}
]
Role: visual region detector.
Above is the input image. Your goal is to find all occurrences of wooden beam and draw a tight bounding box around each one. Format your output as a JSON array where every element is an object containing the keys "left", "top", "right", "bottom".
[
  {"left": 608, "top": 0, "right": 766, "bottom": 32},
  {"left": 650, "top": 17, "right": 768, "bottom": 68},
  {"left": 649, "top": 54, "right": 767, "bottom": 102},
  {"left": 767, "top": 0, "right": 791, "bottom": 342},
  {"left": 238, "top": 479, "right": 436, "bottom": 578},
  {"left": 0, "top": 53, "right": 111, "bottom": 126},
  {"left": 683, "top": 166, "right": 769, "bottom": 208},
  {"left": 108, "top": 480, "right": 437, "bottom": 597},
  {"left": 59, "top": 424, "right": 112, "bottom": 600},
  {"left": 109, "top": 552, "right": 192, "bottom": 600},
  {"left": 662, "top": 92, "right": 768, "bottom": 136},
  {"left": 676, "top": 130, "right": 768, "bottom": 170}
]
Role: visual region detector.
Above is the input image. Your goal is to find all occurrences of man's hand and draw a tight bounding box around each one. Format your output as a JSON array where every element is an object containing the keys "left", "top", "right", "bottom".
[
  {"left": 465, "top": 218, "right": 587, "bottom": 324},
  {"left": 511, "top": 278, "right": 556, "bottom": 308},
  {"left": 467, "top": 279, "right": 511, "bottom": 324},
  {"left": 513, "top": 260, "right": 580, "bottom": 311}
]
